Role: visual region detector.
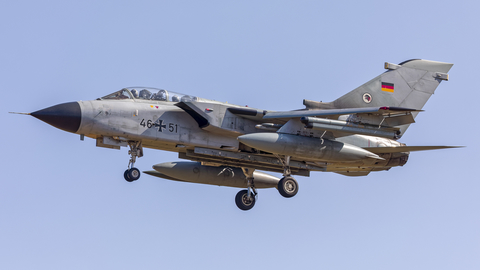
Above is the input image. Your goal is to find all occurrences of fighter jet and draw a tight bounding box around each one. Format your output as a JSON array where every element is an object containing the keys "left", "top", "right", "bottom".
[{"left": 15, "top": 59, "right": 458, "bottom": 210}]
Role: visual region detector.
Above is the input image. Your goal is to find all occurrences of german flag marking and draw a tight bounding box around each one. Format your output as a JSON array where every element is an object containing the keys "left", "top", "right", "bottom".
[{"left": 381, "top": 82, "right": 394, "bottom": 93}]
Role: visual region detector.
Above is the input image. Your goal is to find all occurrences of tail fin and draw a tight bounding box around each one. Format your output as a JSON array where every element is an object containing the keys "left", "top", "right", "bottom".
[
  {"left": 305, "top": 59, "right": 453, "bottom": 133},
  {"left": 332, "top": 59, "right": 453, "bottom": 109}
]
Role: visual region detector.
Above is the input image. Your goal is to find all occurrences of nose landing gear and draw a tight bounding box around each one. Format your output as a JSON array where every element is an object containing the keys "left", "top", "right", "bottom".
[
  {"left": 124, "top": 141, "right": 143, "bottom": 182},
  {"left": 124, "top": 167, "right": 141, "bottom": 182}
]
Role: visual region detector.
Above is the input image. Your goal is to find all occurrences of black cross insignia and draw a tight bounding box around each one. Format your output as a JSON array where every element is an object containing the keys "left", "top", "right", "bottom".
[{"left": 155, "top": 120, "right": 167, "bottom": 132}]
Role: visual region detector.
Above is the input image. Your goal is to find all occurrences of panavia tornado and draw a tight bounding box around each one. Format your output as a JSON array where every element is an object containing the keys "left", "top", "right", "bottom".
[{"left": 15, "top": 59, "right": 458, "bottom": 210}]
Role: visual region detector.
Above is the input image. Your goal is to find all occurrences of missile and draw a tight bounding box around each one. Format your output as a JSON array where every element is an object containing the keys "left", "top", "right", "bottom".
[
  {"left": 301, "top": 117, "right": 401, "bottom": 139},
  {"left": 145, "top": 161, "right": 279, "bottom": 188},
  {"left": 237, "top": 133, "right": 383, "bottom": 162}
]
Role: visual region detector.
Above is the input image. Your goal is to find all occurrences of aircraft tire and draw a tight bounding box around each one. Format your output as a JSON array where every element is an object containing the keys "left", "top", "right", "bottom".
[
  {"left": 127, "top": 168, "right": 141, "bottom": 181},
  {"left": 278, "top": 176, "right": 298, "bottom": 198},
  {"left": 124, "top": 170, "right": 134, "bottom": 182},
  {"left": 235, "top": 190, "right": 255, "bottom": 211}
]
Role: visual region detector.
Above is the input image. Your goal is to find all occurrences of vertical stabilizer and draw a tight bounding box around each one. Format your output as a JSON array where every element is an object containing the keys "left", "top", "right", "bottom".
[
  {"left": 324, "top": 59, "right": 453, "bottom": 133},
  {"left": 333, "top": 59, "right": 452, "bottom": 109}
]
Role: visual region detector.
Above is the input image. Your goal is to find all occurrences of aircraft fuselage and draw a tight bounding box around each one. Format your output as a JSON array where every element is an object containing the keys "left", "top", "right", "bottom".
[{"left": 23, "top": 59, "right": 455, "bottom": 210}]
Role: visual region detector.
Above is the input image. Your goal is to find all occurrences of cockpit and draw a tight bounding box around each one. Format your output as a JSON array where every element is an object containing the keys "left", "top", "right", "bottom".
[{"left": 98, "top": 87, "right": 206, "bottom": 103}]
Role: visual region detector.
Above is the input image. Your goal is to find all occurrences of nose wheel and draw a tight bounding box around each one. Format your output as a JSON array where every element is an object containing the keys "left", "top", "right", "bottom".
[
  {"left": 124, "top": 141, "right": 143, "bottom": 182},
  {"left": 124, "top": 167, "right": 141, "bottom": 182}
]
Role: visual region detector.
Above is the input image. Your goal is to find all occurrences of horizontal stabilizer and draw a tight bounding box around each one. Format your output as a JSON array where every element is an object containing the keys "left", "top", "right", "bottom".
[
  {"left": 363, "top": 146, "right": 463, "bottom": 154},
  {"left": 264, "top": 106, "right": 421, "bottom": 119}
]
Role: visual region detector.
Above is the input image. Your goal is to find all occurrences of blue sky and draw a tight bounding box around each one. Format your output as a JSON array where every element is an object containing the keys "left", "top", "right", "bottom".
[{"left": 1, "top": 1, "right": 479, "bottom": 269}]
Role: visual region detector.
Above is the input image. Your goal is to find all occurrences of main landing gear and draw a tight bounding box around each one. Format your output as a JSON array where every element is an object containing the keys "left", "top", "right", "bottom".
[
  {"left": 278, "top": 176, "right": 299, "bottom": 198},
  {"left": 235, "top": 190, "right": 256, "bottom": 211},
  {"left": 235, "top": 168, "right": 257, "bottom": 211},
  {"left": 234, "top": 157, "right": 299, "bottom": 211},
  {"left": 276, "top": 155, "right": 299, "bottom": 198},
  {"left": 124, "top": 141, "right": 143, "bottom": 182}
]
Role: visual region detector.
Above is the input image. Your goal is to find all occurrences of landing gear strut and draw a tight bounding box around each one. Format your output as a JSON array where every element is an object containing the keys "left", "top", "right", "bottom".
[
  {"left": 235, "top": 168, "right": 257, "bottom": 210},
  {"left": 124, "top": 141, "right": 143, "bottom": 182},
  {"left": 276, "top": 155, "right": 299, "bottom": 198}
]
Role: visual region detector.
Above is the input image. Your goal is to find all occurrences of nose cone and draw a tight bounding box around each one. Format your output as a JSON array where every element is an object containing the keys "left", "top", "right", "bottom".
[{"left": 31, "top": 102, "right": 82, "bottom": 133}]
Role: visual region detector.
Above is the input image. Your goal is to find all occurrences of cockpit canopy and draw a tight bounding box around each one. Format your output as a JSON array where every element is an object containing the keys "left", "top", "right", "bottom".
[{"left": 99, "top": 87, "right": 206, "bottom": 103}]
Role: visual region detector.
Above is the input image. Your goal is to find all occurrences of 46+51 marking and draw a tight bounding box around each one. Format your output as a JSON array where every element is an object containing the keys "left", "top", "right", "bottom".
[{"left": 140, "top": 119, "right": 177, "bottom": 133}]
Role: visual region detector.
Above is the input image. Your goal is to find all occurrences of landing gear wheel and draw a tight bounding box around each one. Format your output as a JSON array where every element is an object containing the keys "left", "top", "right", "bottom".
[
  {"left": 278, "top": 176, "right": 299, "bottom": 198},
  {"left": 235, "top": 190, "right": 256, "bottom": 211},
  {"left": 124, "top": 170, "right": 133, "bottom": 182},
  {"left": 124, "top": 168, "right": 140, "bottom": 182},
  {"left": 128, "top": 168, "right": 141, "bottom": 181},
  {"left": 124, "top": 141, "right": 143, "bottom": 182}
]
